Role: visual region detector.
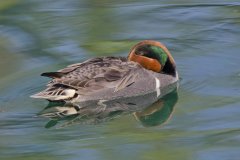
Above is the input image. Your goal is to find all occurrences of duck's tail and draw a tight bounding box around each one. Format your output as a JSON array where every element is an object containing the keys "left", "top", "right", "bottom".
[{"left": 30, "top": 86, "right": 76, "bottom": 101}]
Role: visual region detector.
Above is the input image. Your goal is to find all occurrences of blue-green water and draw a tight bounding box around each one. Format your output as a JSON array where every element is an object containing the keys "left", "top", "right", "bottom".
[{"left": 0, "top": 0, "right": 240, "bottom": 160}]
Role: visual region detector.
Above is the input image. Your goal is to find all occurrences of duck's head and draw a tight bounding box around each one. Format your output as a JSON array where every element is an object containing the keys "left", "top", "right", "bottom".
[{"left": 128, "top": 40, "right": 177, "bottom": 76}]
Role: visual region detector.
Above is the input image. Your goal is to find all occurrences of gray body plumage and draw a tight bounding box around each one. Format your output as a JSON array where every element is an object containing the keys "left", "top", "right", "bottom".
[{"left": 31, "top": 57, "right": 178, "bottom": 105}]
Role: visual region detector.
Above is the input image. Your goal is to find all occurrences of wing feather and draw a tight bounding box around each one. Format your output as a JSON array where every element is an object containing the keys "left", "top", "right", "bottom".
[{"left": 31, "top": 57, "right": 143, "bottom": 101}]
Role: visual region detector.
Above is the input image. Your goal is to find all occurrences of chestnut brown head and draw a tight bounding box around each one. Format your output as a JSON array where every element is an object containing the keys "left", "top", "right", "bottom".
[{"left": 128, "top": 40, "right": 176, "bottom": 76}]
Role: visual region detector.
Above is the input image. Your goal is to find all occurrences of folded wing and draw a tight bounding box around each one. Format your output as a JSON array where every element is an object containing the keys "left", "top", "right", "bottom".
[{"left": 31, "top": 57, "right": 142, "bottom": 101}]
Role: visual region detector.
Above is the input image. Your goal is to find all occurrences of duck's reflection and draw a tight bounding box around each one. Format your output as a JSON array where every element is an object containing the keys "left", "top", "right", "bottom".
[
  {"left": 38, "top": 89, "right": 178, "bottom": 128},
  {"left": 134, "top": 91, "right": 178, "bottom": 127}
]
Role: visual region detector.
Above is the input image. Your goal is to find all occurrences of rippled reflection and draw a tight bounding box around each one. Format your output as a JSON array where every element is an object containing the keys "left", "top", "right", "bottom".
[
  {"left": 1, "top": 0, "right": 240, "bottom": 159},
  {"left": 38, "top": 88, "right": 178, "bottom": 128}
]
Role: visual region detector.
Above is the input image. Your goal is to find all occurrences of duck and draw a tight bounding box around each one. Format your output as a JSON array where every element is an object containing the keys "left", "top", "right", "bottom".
[{"left": 31, "top": 40, "right": 178, "bottom": 105}]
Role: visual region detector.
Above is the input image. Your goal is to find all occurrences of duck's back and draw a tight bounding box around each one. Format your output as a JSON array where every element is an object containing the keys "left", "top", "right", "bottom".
[
  {"left": 31, "top": 57, "right": 148, "bottom": 101},
  {"left": 31, "top": 56, "right": 178, "bottom": 103}
]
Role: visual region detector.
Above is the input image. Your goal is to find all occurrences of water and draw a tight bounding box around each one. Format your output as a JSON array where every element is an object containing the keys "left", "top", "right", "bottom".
[{"left": 0, "top": 0, "right": 240, "bottom": 159}]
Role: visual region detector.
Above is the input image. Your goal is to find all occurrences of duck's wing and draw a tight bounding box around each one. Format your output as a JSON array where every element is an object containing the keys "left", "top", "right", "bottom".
[{"left": 31, "top": 57, "right": 143, "bottom": 101}]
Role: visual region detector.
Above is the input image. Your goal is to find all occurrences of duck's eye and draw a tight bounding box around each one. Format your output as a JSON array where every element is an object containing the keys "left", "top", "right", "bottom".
[
  {"left": 135, "top": 45, "right": 150, "bottom": 56},
  {"left": 137, "top": 51, "right": 145, "bottom": 56}
]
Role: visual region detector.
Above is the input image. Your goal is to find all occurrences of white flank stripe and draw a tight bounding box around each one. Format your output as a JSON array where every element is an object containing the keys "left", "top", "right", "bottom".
[
  {"left": 175, "top": 72, "right": 179, "bottom": 81},
  {"left": 155, "top": 77, "right": 161, "bottom": 97}
]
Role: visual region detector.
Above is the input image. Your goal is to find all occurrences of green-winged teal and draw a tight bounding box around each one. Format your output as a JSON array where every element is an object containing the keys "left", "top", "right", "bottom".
[{"left": 31, "top": 40, "right": 178, "bottom": 104}]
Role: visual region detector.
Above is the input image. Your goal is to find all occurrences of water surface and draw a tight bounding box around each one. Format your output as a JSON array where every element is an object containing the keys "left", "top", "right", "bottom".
[{"left": 0, "top": 0, "right": 240, "bottom": 160}]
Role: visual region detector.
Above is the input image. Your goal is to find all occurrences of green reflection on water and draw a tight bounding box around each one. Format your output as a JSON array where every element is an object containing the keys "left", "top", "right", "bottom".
[{"left": 0, "top": 0, "right": 240, "bottom": 160}]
